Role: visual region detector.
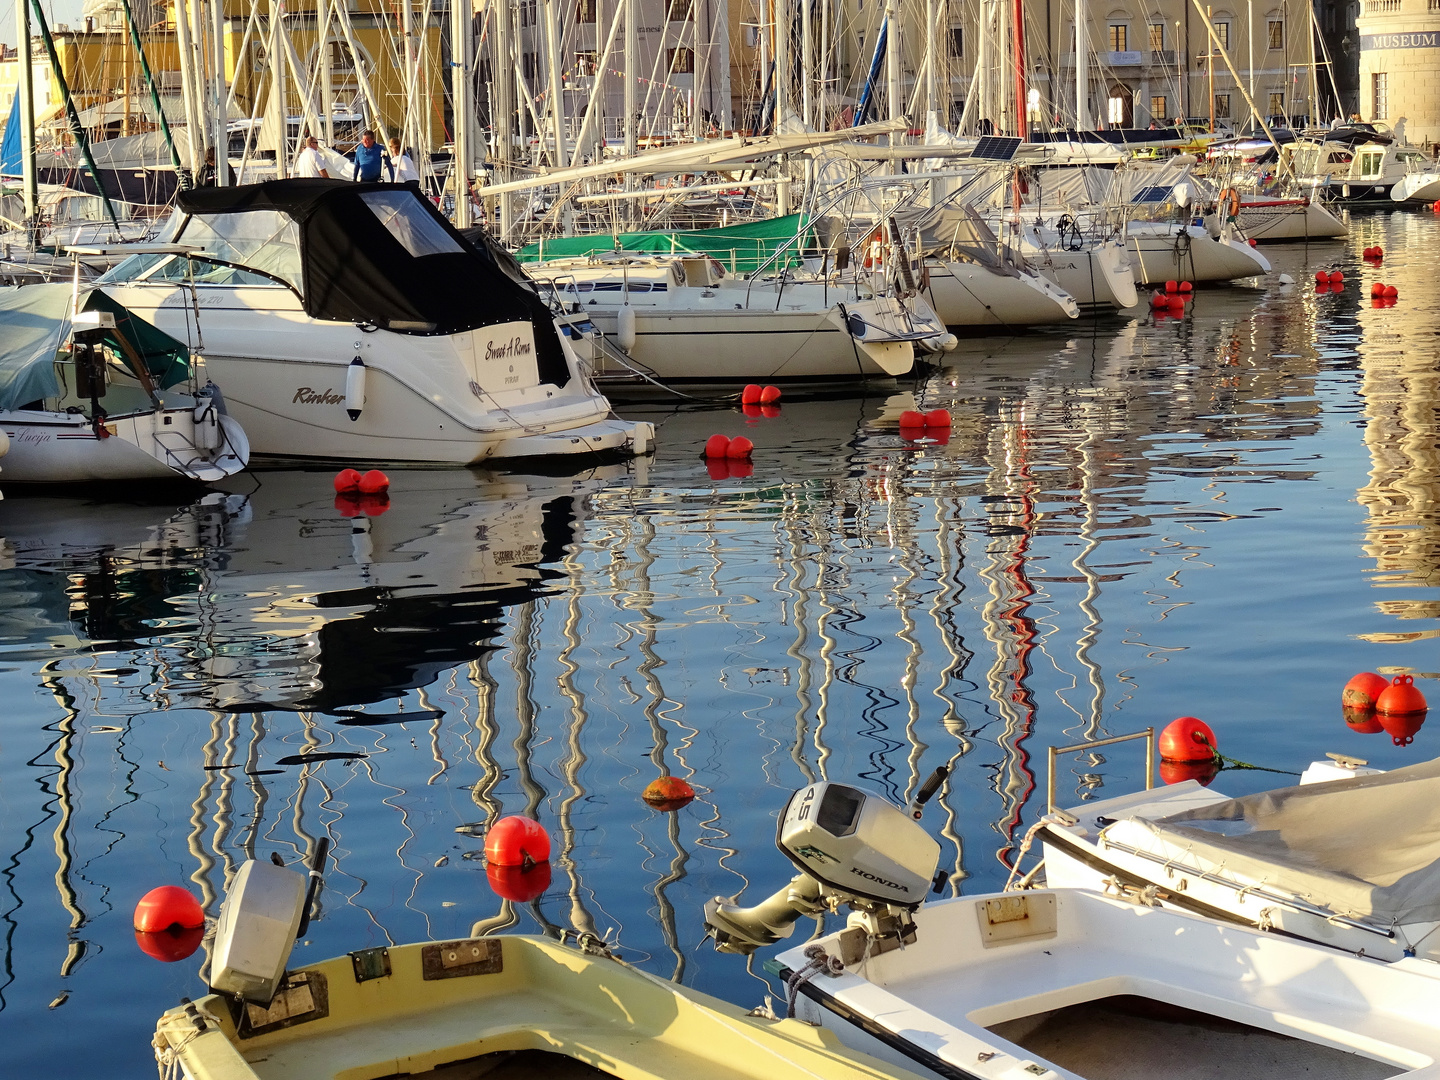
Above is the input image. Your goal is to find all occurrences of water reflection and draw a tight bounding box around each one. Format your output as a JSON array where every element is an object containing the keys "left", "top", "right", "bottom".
[{"left": 3, "top": 217, "right": 1440, "bottom": 1078}]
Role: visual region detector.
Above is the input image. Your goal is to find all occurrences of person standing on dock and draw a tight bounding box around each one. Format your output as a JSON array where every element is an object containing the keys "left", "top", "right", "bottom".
[
  {"left": 386, "top": 138, "right": 419, "bottom": 183},
  {"left": 296, "top": 136, "right": 330, "bottom": 179},
  {"left": 353, "top": 130, "right": 384, "bottom": 182}
]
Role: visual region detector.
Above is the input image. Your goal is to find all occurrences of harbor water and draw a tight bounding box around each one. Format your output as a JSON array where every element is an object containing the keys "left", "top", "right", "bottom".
[{"left": 2, "top": 210, "right": 1437, "bottom": 1077}]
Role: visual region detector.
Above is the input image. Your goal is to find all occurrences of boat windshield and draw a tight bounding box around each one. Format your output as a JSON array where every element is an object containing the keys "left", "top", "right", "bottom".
[{"left": 174, "top": 210, "right": 304, "bottom": 292}]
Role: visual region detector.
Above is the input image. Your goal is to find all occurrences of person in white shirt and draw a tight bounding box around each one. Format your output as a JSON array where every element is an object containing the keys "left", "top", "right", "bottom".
[
  {"left": 386, "top": 138, "right": 420, "bottom": 183},
  {"left": 295, "top": 136, "right": 329, "bottom": 179}
]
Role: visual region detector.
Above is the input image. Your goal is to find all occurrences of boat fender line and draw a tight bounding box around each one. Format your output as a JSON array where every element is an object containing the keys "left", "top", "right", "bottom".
[
  {"left": 345, "top": 357, "right": 366, "bottom": 421},
  {"left": 617, "top": 305, "right": 637, "bottom": 351}
]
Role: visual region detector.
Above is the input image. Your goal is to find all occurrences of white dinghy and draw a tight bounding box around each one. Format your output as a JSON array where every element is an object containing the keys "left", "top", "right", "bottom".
[
  {"left": 705, "top": 774, "right": 1440, "bottom": 1080},
  {"left": 0, "top": 283, "right": 249, "bottom": 483},
  {"left": 94, "top": 180, "right": 651, "bottom": 464}
]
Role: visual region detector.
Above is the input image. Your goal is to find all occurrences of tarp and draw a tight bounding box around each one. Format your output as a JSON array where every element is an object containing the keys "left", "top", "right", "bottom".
[
  {"left": 0, "top": 91, "right": 20, "bottom": 179},
  {"left": 175, "top": 180, "right": 570, "bottom": 383},
  {"left": 905, "top": 204, "right": 1024, "bottom": 275},
  {"left": 516, "top": 213, "right": 815, "bottom": 274},
  {"left": 0, "top": 284, "right": 190, "bottom": 411},
  {"left": 1140, "top": 756, "right": 1440, "bottom": 924}
]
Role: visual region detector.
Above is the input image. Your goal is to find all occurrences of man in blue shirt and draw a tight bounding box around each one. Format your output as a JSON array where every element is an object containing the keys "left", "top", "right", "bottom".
[{"left": 353, "top": 129, "right": 384, "bottom": 182}]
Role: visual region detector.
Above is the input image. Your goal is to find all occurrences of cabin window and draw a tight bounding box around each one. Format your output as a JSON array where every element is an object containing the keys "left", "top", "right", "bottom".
[
  {"left": 360, "top": 191, "right": 465, "bottom": 258},
  {"left": 1148, "top": 22, "right": 1164, "bottom": 50},
  {"left": 1371, "top": 71, "right": 1388, "bottom": 118},
  {"left": 667, "top": 46, "right": 694, "bottom": 73},
  {"left": 1214, "top": 92, "right": 1231, "bottom": 118},
  {"left": 1108, "top": 23, "right": 1128, "bottom": 50},
  {"left": 1360, "top": 151, "right": 1383, "bottom": 175},
  {"left": 1267, "top": 19, "right": 1283, "bottom": 48}
]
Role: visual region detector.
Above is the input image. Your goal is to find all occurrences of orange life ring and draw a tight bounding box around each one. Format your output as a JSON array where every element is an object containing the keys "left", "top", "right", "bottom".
[
  {"left": 860, "top": 225, "right": 884, "bottom": 269},
  {"left": 1218, "top": 187, "right": 1241, "bottom": 219}
]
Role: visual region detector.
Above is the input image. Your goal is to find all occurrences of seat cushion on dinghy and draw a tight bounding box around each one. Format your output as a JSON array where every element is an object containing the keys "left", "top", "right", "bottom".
[{"left": 1137, "top": 756, "right": 1440, "bottom": 923}]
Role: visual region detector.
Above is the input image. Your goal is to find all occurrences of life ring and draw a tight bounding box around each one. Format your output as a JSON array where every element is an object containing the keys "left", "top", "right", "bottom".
[
  {"left": 860, "top": 225, "right": 884, "bottom": 269},
  {"left": 1218, "top": 187, "right": 1241, "bottom": 220}
]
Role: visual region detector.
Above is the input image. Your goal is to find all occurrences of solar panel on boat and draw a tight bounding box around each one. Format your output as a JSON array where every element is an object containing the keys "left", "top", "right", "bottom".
[{"left": 972, "top": 135, "right": 1023, "bottom": 161}]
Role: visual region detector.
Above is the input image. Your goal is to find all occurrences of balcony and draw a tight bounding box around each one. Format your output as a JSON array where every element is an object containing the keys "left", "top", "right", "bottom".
[{"left": 1365, "top": 0, "right": 1401, "bottom": 12}]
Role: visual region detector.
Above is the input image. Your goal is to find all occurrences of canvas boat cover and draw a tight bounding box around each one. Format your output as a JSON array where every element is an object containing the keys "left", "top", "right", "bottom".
[
  {"left": 902, "top": 203, "right": 1025, "bottom": 276},
  {"left": 0, "top": 284, "right": 190, "bottom": 411},
  {"left": 515, "top": 213, "right": 816, "bottom": 274},
  {"left": 1133, "top": 756, "right": 1440, "bottom": 925}
]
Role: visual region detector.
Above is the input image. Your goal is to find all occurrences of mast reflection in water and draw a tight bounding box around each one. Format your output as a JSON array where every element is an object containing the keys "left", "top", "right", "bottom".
[{"left": 1, "top": 218, "right": 1439, "bottom": 1079}]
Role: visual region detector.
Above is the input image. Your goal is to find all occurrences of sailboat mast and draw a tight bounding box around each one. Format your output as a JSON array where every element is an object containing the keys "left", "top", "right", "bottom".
[
  {"left": 544, "top": 0, "right": 565, "bottom": 166},
  {"left": 1074, "top": 0, "right": 1088, "bottom": 128},
  {"left": 802, "top": 0, "right": 813, "bottom": 127},
  {"left": 269, "top": 0, "right": 288, "bottom": 177},
  {"left": 210, "top": 0, "right": 228, "bottom": 184},
  {"left": 1013, "top": 0, "right": 1026, "bottom": 135},
  {"left": 884, "top": 0, "right": 899, "bottom": 124},
  {"left": 623, "top": 0, "right": 636, "bottom": 195},
  {"left": 15, "top": 0, "right": 36, "bottom": 223},
  {"left": 493, "top": 0, "right": 513, "bottom": 232},
  {"left": 174, "top": 0, "right": 206, "bottom": 175},
  {"left": 924, "top": 0, "right": 936, "bottom": 125},
  {"left": 452, "top": 0, "right": 473, "bottom": 225},
  {"left": 774, "top": 0, "right": 788, "bottom": 130}
]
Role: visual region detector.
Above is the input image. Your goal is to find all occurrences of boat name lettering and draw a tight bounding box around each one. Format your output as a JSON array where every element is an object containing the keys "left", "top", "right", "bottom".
[
  {"left": 293, "top": 387, "right": 346, "bottom": 405},
  {"left": 1359, "top": 32, "right": 1440, "bottom": 50},
  {"left": 849, "top": 866, "right": 908, "bottom": 892},
  {"left": 484, "top": 336, "right": 533, "bottom": 363},
  {"left": 13, "top": 429, "right": 52, "bottom": 445}
]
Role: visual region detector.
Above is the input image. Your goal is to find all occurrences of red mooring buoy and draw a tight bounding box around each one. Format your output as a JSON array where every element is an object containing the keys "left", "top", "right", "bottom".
[
  {"left": 1159, "top": 716, "right": 1218, "bottom": 762},
  {"left": 643, "top": 776, "right": 697, "bottom": 812},
  {"left": 704, "top": 434, "right": 732, "bottom": 457},
  {"left": 741, "top": 384, "right": 763, "bottom": 404},
  {"left": 333, "top": 468, "right": 363, "bottom": 493},
  {"left": 1376, "top": 675, "right": 1428, "bottom": 717},
  {"left": 759, "top": 385, "right": 782, "bottom": 404},
  {"left": 924, "top": 409, "right": 952, "bottom": 428},
  {"left": 134, "top": 885, "right": 205, "bottom": 933},
  {"left": 358, "top": 469, "right": 390, "bottom": 494},
  {"left": 1342, "top": 671, "right": 1390, "bottom": 710},
  {"left": 726, "top": 436, "right": 754, "bottom": 459},
  {"left": 484, "top": 816, "right": 552, "bottom": 867}
]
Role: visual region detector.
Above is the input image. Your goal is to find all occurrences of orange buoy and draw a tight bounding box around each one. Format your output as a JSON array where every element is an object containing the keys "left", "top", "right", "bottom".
[
  {"left": 1179, "top": 281, "right": 1194, "bottom": 293},
  {"left": 1376, "top": 675, "right": 1427, "bottom": 716},
  {"left": 740, "top": 384, "right": 762, "bottom": 404},
  {"left": 705, "top": 458, "right": 730, "bottom": 481},
  {"left": 1342, "top": 671, "right": 1390, "bottom": 710},
  {"left": 643, "top": 775, "right": 696, "bottom": 811},
  {"left": 759, "top": 385, "right": 782, "bottom": 404},
  {"left": 898, "top": 409, "right": 927, "bottom": 428},
  {"left": 1327, "top": 271, "right": 1344, "bottom": 284},
  {"left": 704, "top": 434, "right": 731, "bottom": 457},
  {"left": 134, "top": 885, "right": 204, "bottom": 933},
  {"left": 358, "top": 469, "right": 390, "bottom": 494},
  {"left": 726, "top": 435, "right": 753, "bottom": 459},
  {"left": 333, "top": 468, "right": 363, "bottom": 493},
  {"left": 924, "top": 408, "right": 952, "bottom": 428},
  {"left": 1344, "top": 705, "right": 1385, "bottom": 733},
  {"left": 1159, "top": 758, "right": 1220, "bottom": 787},
  {"left": 1371, "top": 282, "right": 1385, "bottom": 297},
  {"left": 484, "top": 815, "right": 551, "bottom": 867},
  {"left": 1379, "top": 710, "right": 1426, "bottom": 747},
  {"left": 1159, "top": 716, "right": 1217, "bottom": 762},
  {"left": 135, "top": 926, "right": 205, "bottom": 963},
  {"left": 1384, "top": 285, "right": 1399, "bottom": 298},
  {"left": 486, "top": 860, "right": 552, "bottom": 903}
]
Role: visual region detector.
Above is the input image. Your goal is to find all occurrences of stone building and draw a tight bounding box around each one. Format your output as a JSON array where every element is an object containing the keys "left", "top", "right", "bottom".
[{"left": 1355, "top": 0, "right": 1440, "bottom": 145}]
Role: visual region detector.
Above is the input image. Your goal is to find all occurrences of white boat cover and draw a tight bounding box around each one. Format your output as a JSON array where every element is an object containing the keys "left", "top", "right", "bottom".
[{"left": 1137, "top": 756, "right": 1440, "bottom": 924}]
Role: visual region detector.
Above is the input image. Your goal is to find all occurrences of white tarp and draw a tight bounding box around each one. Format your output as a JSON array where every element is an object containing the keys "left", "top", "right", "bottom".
[{"left": 1139, "top": 756, "right": 1440, "bottom": 924}]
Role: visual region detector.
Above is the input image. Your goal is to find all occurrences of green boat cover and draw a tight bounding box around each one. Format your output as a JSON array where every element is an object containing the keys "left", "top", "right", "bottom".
[
  {"left": 0, "top": 284, "right": 190, "bottom": 411},
  {"left": 517, "top": 214, "right": 816, "bottom": 274}
]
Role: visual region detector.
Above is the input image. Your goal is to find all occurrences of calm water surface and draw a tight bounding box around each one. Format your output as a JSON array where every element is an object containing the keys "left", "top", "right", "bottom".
[{"left": 2, "top": 211, "right": 1438, "bottom": 1077}]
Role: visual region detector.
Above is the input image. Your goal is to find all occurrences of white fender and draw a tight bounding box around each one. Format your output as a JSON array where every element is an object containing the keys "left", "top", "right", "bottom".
[
  {"left": 617, "top": 305, "right": 637, "bottom": 351},
  {"left": 345, "top": 357, "right": 366, "bottom": 421}
]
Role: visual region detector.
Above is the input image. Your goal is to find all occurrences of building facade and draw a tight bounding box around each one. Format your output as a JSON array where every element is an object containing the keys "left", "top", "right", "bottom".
[{"left": 1356, "top": 0, "right": 1440, "bottom": 145}]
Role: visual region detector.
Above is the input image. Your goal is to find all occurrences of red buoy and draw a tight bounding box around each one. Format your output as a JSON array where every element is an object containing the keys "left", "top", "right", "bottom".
[
  {"left": 358, "top": 469, "right": 390, "bottom": 494},
  {"left": 484, "top": 816, "right": 551, "bottom": 867},
  {"left": 1363, "top": 246, "right": 1375, "bottom": 258},
  {"left": 1160, "top": 758, "right": 1220, "bottom": 787},
  {"left": 1248, "top": 238, "right": 1258, "bottom": 247},
  {"left": 643, "top": 775, "right": 697, "bottom": 811},
  {"left": 135, "top": 926, "right": 205, "bottom": 963},
  {"left": 1327, "top": 271, "right": 1344, "bottom": 284},
  {"left": 741, "top": 384, "right": 762, "bottom": 404},
  {"left": 1165, "top": 279, "right": 1179, "bottom": 293},
  {"left": 759, "top": 385, "right": 782, "bottom": 404},
  {"left": 1384, "top": 285, "right": 1399, "bottom": 298},
  {"left": 898, "top": 410, "right": 927, "bottom": 428},
  {"left": 726, "top": 435, "right": 754, "bottom": 459},
  {"left": 1372, "top": 245, "right": 1384, "bottom": 258},
  {"left": 487, "top": 860, "right": 551, "bottom": 903},
  {"left": 924, "top": 408, "right": 952, "bottom": 428},
  {"left": 1178, "top": 281, "right": 1194, "bottom": 293},
  {"left": 134, "top": 885, "right": 204, "bottom": 933},
  {"left": 333, "top": 468, "right": 363, "bottom": 493},
  {"left": 704, "top": 434, "right": 731, "bottom": 457},
  {"left": 1159, "top": 716, "right": 1217, "bottom": 762},
  {"left": 1314, "top": 270, "right": 1329, "bottom": 283},
  {"left": 1371, "top": 282, "right": 1385, "bottom": 297},
  {"left": 1342, "top": 671, "right": 1390, "bottom": 710},
  {"left": 1376, "top": 675, "right": 1427, "bottom": 716}
]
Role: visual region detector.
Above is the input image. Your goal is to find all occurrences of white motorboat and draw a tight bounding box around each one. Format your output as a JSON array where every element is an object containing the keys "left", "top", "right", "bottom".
[
  {"left": 527, "top": 252, "right": 952, "bottom": 381},
  {"left": 93, "top": 180, "right": 652, "bottom": 464},
  {"left": 0, "top": 283, "right": 249, "bottom": 483},
  {"left": 1291, "top": 141, "right": 1434, "bottom": 202},
  {"left": 706, "top": 775, "right": 1440, "bottom": 1080},
  {"left": 1126, "top": 220, "right": 1271, "bottom": 285},
  {"left": 1391, "top": 170, "right": 1440, "bottom": 204}
]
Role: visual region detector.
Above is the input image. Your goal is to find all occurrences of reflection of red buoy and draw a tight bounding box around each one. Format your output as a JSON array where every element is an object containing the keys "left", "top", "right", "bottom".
[
  {"left": 484, "top": 816, "right": 552, "bottom": 867},
  {"left": 759, "top": 385, "right": 782, "bottom": 404},
  {"left": 1344, "top": 706, "right": 1385, "bottom": 734},
  {"left": 135, "top": 885, "right": 205, "bottom": 932},
  {"left": 487, "top": 861, "right": 552, "bottom": 903},
  {"left": 742, "top": 403, "right": 762, "bottom": 419},
  {"left": 1376, "top": 675, "right": 1427, "bottom": 716},
  {"left": 704, "top": 434, "right": 731, "bottom": 457},
  {"left": 358, "top": 470, "right": 390, "bottom": 494},
  {"left": 727, "top": 458, "right": 754, "bottom": 479},
  {"left": 1342, "top": 671, "right": 1390, "bottom": 710},
  {"left": 1159, "top": 716, "right": 1217, "bottom": 762},
  {"left": 726, "top": 436, "right": 754, "bottom": 459},
  {"left": 135, "top": 926, "right": 205, "bottom": 963},
  {"left": 1160, "top": 758, "right": 1221, "bottom": 787},
  {"left": 1378, "top": 710, "right": 1426, "bottom": 747},
  {"left": 333, "top": 469, "right": 362, "bottom": 493},
  {"left": 760, "top": 404, "right": 782, "bottom": 419},
  {"left": 643, "top": 776, "right": 696, "bottom": 812},
  {"left": 335, "top": 494, "right": 363, "bottom": 518},
  {"left": 741, "top": 384, "right": 762, "bottom": 404},
  {"left": 705, "top": 458, "right": 730, "bottom": 481},
  {"left": 359, "top": 493, "right": 390, "bottom": 517}
]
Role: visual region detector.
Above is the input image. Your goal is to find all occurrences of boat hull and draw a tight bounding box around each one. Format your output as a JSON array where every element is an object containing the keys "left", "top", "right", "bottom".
[
  {"left": 1022, "top": 240, "right": 1138, "bottom": 311},
  {"left": 1236, "top": 198, "right": 1349, "bottom": 241},
  {"left": 923, "top": 261, "right": 1080, "bottom": 325},
  {"left": 1127, "top": 226, "right": 1271, "bottom": 284},
  {"left": 1392, "top": 173, "right": 1440, "bottom": 203}
]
